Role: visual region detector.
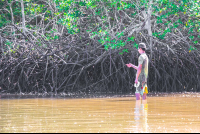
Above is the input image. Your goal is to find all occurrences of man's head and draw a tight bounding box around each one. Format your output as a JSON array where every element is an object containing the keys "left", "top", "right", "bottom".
[{"left": 138, "top": 43, "right": 146, "bottom": 54}]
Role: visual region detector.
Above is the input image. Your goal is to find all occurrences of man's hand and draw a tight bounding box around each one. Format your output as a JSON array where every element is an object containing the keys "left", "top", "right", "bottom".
[
  {"left": 126, "top": 63, "right": 132, "bottom": 68},
  {"left": 135, "top": 78, "right": 138, "bottom": 84},
  {"left": 126, "top": 63, "right": 138, "bottom": 70}
]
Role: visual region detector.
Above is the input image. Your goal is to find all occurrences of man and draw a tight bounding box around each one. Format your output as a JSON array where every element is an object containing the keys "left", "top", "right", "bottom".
[{"left": 126, "top": 43, "right": 149, "bottom": 100}]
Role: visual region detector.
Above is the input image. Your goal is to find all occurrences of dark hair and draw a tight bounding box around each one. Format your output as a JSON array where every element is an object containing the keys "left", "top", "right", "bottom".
[
  {"left": 139, "top": 47, "right": 146, "bottom": 51},
  {"left": 138, "top": 43, "right": 146, "bottom": 51}
]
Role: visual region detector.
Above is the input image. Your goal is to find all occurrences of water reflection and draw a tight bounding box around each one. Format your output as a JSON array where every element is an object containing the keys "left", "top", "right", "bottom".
[
  {"left": 0, "top": 95, "right": 200, "bottom": 133},
  {"left": 132, "top": 100, "right": 148, "bottom": 133}
]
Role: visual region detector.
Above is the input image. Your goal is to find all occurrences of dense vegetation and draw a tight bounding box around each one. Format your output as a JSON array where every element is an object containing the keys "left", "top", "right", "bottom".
[{"left": 0, "top": 0, "right": 200, "bottom": 95}]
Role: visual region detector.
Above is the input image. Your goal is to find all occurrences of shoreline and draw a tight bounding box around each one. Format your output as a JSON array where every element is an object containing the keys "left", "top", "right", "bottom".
[{"left": 0, "top": 92, "right": 200, "bottom": 99}]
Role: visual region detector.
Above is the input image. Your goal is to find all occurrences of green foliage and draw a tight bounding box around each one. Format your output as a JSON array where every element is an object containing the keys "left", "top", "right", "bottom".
[
  {"left": 5, "top": 40, "right": 12, "bottom": 46},
  {"left": 53, "top": 0, "right": 142, "bottom": 51},
  {"left": 154, "top": 0, "right": 200, "bottom": 45},
  {"left": 0, "top": 0, "right": 199, "bottom": 53},
  {"left": 53, "top": 0, "right": 199, "bottom": 52},
  {"left": 189, "top": 45, "right": 197, "bottom": 52},
  {"left": 132, "top": 42, "right": 139, "bottom": 49},
  {"left": 127, "top": 36, "right": 135, "bottom": 42}
]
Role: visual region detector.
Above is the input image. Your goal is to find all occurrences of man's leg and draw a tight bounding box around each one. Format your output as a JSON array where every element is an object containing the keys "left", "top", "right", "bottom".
[
  {"left": 142, "top": 85, "right": 147, "bottom": 100},
  {"left": 135, "top": 86, "right": 140, "bottom": 100},
  {"left": 135, "top": 83, "right": 143, "bottom": 100},
  {"left": 142, "top": 93, "right": 147, "bottom": 100},
  {"left": 135, "top": 93, "right": 140, "bottom": 100}
]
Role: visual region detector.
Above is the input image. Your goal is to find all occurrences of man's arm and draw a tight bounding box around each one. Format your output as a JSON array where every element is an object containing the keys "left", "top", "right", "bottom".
[{"left": 130, "top": 64, "right": 138, "bottom": 70}]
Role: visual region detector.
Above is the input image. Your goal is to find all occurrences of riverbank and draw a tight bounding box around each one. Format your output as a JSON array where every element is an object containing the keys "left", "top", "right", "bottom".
[{"left": 1, "top": 92, "right": 200, "bottom": 99}]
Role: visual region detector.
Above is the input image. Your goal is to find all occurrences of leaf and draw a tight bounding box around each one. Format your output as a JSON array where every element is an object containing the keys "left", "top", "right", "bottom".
[
  {"left": 105, "top": 36, "right": 110, "bottom": 41},
  {"left": 193, "top": 41, "right": 198, "bottom": 44},
  {"left": 117, "top": 32, "right": 124, "bottom": 38},
  {"left": 111, "top": 39, "right": 116, "bottom": 43},
  {"left": 5, "top": 40, "right": 12, "bottom": 46},
  {"left": 119, "top": 52, "right": 123, "bottom": 55},
  {"left": 127, "top": 36, "right": 135, "bottom": 41},
  {"left": 189, "top": 35, "right": 194, "bottom": 40},
  {"left": 123, "top": 49, "right": 128, "bottom": 53},
  {"left": 104, "top": 45, "right": 109, "bottom": 50},
  {"left": 133, "top": 43, "right": 138, "bottom": 49},
  {"left": 54, "top": 35, "right": 59, "bottom": 40}
]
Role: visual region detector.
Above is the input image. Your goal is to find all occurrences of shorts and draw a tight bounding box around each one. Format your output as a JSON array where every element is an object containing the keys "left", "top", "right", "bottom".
[{"left": 135, "top": 81, "right": 147, "bottom": 96}]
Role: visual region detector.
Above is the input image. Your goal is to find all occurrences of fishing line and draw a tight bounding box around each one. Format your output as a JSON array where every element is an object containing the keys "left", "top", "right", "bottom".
[{"left": 78, "top": 64, "right": 136, "bottom": 91}]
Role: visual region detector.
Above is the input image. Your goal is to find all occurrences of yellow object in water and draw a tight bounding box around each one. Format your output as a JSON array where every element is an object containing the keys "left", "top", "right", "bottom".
[{"left": 144, "top": 86, "right": 148, "bottom": 94}]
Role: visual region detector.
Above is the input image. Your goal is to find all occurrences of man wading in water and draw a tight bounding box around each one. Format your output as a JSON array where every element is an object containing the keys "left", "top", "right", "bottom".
[{"left": 126, "top": 43, "right": 149, "bottom": 100}]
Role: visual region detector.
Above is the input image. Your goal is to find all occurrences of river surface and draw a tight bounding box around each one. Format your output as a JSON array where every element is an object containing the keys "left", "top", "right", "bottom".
[{"left": 0, "top": 94, "right": 200, "bottom": 133}]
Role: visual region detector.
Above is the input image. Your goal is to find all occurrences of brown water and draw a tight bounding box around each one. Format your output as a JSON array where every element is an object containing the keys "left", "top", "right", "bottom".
[{"left": 0, "top": 94, "right": 200, "bottom": 133}]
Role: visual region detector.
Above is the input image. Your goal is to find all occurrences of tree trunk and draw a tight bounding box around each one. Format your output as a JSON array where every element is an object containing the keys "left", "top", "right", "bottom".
[
  {"left": 147, "top": 0, "right": 153, "bottom": 61},
  {"left": 21, "top": 0, "right": 26, "bottom": 35},
  {"left": 10, "top": 1, "right": 15, "bottom": 41}
]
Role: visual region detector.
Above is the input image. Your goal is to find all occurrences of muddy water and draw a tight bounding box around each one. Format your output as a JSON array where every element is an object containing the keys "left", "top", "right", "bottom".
[{"left": 0, "top": 95, "right": 200, "bottom": 133}]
